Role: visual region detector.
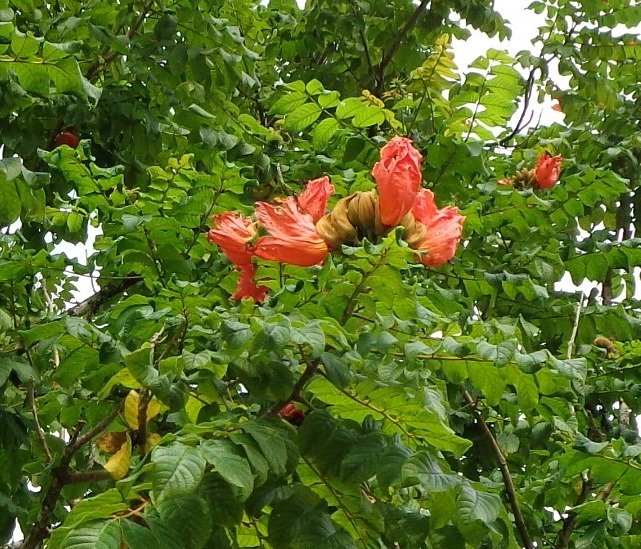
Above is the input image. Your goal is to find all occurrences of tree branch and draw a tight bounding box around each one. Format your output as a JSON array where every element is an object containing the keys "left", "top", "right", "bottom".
[
  {"left": 263, "top": 359, "right": 319, "bottom": 418},
  {"left": 21, "top": 402, "right": 124, "bottom": 549},
  {"left": 555, "top": 474, "right": 592, "bottom": 549},
  {"left": 375, "top": 0, "right": 430, "bottom": 93},
  {"left": 462, "top": 390, "right": 534, "bottom": 549},
  {"left": 67, "top": 275, "right": 142, "bottom": 317}
]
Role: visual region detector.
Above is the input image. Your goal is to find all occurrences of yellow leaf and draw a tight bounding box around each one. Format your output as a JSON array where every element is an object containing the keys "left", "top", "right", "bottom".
[
  {"left": 146, "top": 398, "right": 161, "bottom": 422},
  {"left": 124, "top": 390, "right": 162, "bottom": 430},
  {"left": 145, "top": 433, "right": 162, "bottom": 454},
  {"left": 124, "top": 390, "right": 140, "bottom": 430},
  {"left": 104, "top": 435, "right": 131, "bottom": 480}
]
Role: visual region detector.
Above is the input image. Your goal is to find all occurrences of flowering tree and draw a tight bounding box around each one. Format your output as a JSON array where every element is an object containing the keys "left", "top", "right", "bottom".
[{"left": 1, "top": 1, "right": 641, "bottom": 548}]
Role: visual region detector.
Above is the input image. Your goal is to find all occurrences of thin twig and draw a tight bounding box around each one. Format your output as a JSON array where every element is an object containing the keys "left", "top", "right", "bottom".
[
  {"left": 28, "top": 384, "right": 53, "bottom": 462},
  {"left": 375, "top": 0, "right": 430, "bottom": 93},
  {"left": 21, "top": 402, "right": 123, "bottom": 549},
  {"left": 567, "top": 295, "right": 584, "bottom": 360},
  {"left": 263, "top": 359, "right": 319, "bottom": 418},
  {"left": 67, "top": 276, "right": 142, "bottom": 317},
  {"left": 555, "top": 473, "right": 592, "bottom": 549},
  {"left": 462, "top": 390, "right": 534, "bottom": 549}
]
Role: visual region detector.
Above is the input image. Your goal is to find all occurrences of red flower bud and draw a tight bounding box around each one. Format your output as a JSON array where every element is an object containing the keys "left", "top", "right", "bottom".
[
  {"left": 54, "top": 131, "right": 80, "bottom": 149},
  {"left": 279, "top": 403, "right": 305, "bottom": 426}
]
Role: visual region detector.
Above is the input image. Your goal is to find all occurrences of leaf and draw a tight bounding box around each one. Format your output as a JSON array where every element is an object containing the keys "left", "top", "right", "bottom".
[
  {"left": 270, "top": 91, "right": 309, "bottom": 115},
  {"left": 457, "top": 484, "right": 500, "bottom": 525},
  {"left": 402, "top": 452, "right": 462, "bottom": 492},
  {"left": 61, "top": 520, "right": 121, "bottom": 549},
  {"left": 200, "top": 439, "right": 254, "bottom": 498},
  {"left": 104, "top": 434, "right": 131, "bottom": 480},
  {"left": 352, "top": 105, "right": 384, "bottom": 127},
  {"left": 62, "top": 489, "right": 129, "bottom": 529},
  {"left": 150, "top": 444, "right": 206, "bottom": 503},
  {"left": 312, "top": 118, "right": 340, "bottom": 150},
  {"left": 242, "top": 420, "right": 291, "bottom": 476},
  {"left": 124, "top": 390, "right": 162, "bottom": 429},
  {"left": 283, "top": 103, "right": 322, "bottom": 132},
  {"left": 153, "top": 495, "right": 212, "bottom": 549}
]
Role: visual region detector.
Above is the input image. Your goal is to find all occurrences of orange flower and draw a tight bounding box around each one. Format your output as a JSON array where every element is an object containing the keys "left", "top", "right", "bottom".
[
  {"left": 411, "top": 190, "right": 465, "bottom": 267},
  {"left": 208, "top": 212, "right": 256, "bottom": 265},
  {"left": 551, "top": 101, "right": 563, "bottom": 112},
  {"left": 296, "top": 176, "right": 334, "bottom": 223},
  {"left": 498, "top": 178, "right": 513, "bottom": 186},
  {"left": 533, "top": 152, "right": 562, "bottom": 190},
  {"left": 254, "top": 199, "right": 329, "bottom": 267},
  {"left": 231, "top": 264, "right": 268, "bottom": 302},
  {"left": 372, "top": 136, "right": 423, "bottom": 226}
]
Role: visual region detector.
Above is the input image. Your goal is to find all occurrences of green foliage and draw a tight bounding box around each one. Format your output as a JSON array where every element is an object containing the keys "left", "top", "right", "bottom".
[{"left": 2, "top": 0, "right": 641, "bottom": 548}]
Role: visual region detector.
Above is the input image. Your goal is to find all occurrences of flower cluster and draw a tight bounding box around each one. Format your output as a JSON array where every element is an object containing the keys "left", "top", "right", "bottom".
[
  {"left": 208, "top": 137, "right": 465, "bottom": 301},
  {"left": 499, "top": 152, "right": 563, "bottom": 190}
]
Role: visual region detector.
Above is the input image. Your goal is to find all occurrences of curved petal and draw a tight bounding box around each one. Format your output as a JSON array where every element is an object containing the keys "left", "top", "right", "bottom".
[
  {"left": 208, "top": 212, "right": 256, "bottom": 265},
  {"left": 372, "top": 136, "right": 423, "bottom": 226},
  {"left": 231, "top": 264, "right": 269, "bottom": 302},
  {"left": 533, "top": 153, "right": 562, "bottom": 189},
  {"left": 254, "top": 199, "right": 328, "bottom": 267},
  {"left": 416, "top": 207, "right": 465, "bottom": 267},
  {"left": 412, "top": 189, "right": 439, "bottom": 226},
  {"left": 297, "top": 176, "right": 334, "bottom": 223}
]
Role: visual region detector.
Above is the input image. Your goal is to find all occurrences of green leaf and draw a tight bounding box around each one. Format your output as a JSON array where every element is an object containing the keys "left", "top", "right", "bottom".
[
  {"left": 312, "top": 118, "right": 340, "bottom": 149},
  {"left": 352, "top": 105, "right": 385, "bottom": 128},
  {"left": 61, "top": 520, "right": 121, "bottom": 549},
  {"left": 150, "top": 444, "right": 206, "bottom": 503},
  {"left": 270, "top": 91, "right": 309, "bottom": 115},
  {"left": 200, "top": 439, "right": 254, "bottom": 498},
  {"left": 457, "top": 484, "right": 500, "bottom": 525},
  {"left": 283, "top": 103, "right": 322, "bottom": 132}
]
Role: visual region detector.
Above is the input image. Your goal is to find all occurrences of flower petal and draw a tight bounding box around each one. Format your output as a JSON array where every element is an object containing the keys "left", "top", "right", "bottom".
[
  {"left": 231, "top": 264, "right": 269, "bottom": 302},
  {"left": 372, "top": 136, "right": 423, "bottom": 227},
  {"left": 297, "top": 176, "right": 334, "bottom": 223},
  {"left": 254, "top": 199, "right": 328, "bottom": 267},
  {"left": 208, "top": 212, "right": 256, "bottom": 265}
]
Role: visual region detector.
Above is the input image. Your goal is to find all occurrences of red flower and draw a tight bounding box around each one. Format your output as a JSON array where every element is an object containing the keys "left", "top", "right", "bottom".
[
  {"left": 412, "top": 190, "right": 465, "bottom": 267},
  {"left": 279, "top": 403, "right": 305, "bottom": 426},
  {"left": 372, "top": 136, "right": 423, "bottom": 227},
  {"left": 533, "top": 152, "right": 562, "bottom": 190},
  {"left": 231, "top": 264, "right": 268, "bottom": 302},
  {"left": 551, "top": 101, "right": 563, "bottom": 113},
  {"left": 296, "top": 176, "right": 334, "bottom": 223},
  {"left": 254, "top": 199, "right": 329, "bottom": 267},
  {"left": 208, "top": 213, "right": 256, "bottom": 265}
]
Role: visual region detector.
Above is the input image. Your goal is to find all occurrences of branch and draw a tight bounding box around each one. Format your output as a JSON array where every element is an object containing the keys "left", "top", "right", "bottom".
[
  {"left": 21, "top": 401, "right": 124, "bottom": 549},
  {"left": 263, "top": 359, "right": 319, "bottom": 418},
  {"left": 136, "top": 388, "right": 151, "bottom": 455},
  {"left": 555, "top": 479, "right": 615, "bottom": 549},
  {"left": 498, "top": 68, "right": 536, "bottom": 147},
  {"left": 555, "top": 474, "right": 592, "bottom": 549},
  {"left": 67, "top": 275, "right": 142, "bottom": 317},
  {"left": 462, "top": 390, "right": 534, "bottom": 549},
  {"left": 28, "top": 384, "right": 53, "bottom": 462},
  {"left": 375, "top": 0, "right": 430, "bottom": 93},
  {"left": 566, "top": 295, "right": 584, "bottom": 360}
]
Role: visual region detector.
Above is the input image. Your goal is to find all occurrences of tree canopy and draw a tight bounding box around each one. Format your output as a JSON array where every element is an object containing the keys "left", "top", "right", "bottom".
[{"left": 2, "top": 0, "right": 641, "bottom": 548}]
